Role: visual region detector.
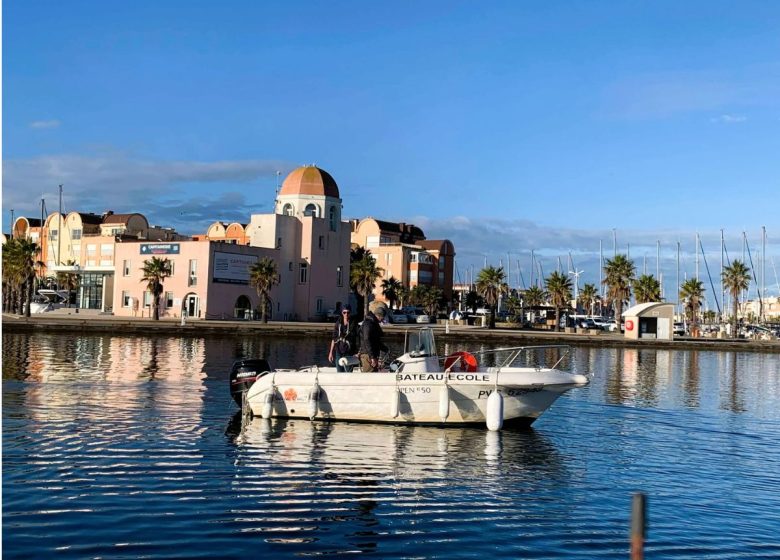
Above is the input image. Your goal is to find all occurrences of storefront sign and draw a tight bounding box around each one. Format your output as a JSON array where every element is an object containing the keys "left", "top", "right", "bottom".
[
  {"left": 213, "top": 251, "right": 258, "bottom": 284},
  {"left": 140, "top": 243, "right": 180, "bottom": 255}
]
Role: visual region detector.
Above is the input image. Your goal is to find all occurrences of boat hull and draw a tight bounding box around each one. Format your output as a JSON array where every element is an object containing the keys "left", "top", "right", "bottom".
[{"left": 245, "top": 369, "right": 588, "bottom": 427}]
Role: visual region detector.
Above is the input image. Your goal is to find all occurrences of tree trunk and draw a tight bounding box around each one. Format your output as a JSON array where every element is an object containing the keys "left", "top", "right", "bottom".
[
  {"left": 732, "top": 295, "right": 738, "bottom": 338},
  {"left": 25, "top": 278, "right": 32, "bottom": 318},
  {"left": 153, "top": 295, "right": 160, "bottom": 320},
  {"left": 615, "top": 300, "right": 623, "bottom": 328},
  {"left": 261, "top": 294, "right": 268, "bottom": 323},
  {"left": 555, "top": 307, "right": 561, "bottom": 332}
]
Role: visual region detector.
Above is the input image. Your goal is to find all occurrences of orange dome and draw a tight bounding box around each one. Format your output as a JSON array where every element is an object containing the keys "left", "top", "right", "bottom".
[{"left": 279, "top": 166, "right": 340, "bottom": 198}]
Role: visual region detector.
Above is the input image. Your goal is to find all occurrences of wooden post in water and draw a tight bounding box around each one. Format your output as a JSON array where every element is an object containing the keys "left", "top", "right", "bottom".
[{"left": 630, "top": 492, "right": 647, "bottom": 560}]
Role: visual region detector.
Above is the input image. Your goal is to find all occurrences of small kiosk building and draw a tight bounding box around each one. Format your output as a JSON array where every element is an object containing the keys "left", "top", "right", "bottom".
[{"left": 622, "top": 302, "right": 675, "bottom": 340}]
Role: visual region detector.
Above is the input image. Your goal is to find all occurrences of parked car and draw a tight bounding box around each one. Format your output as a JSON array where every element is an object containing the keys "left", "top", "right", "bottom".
[
  {"left": 577, "top": 318, "right": 598, "bottom": 329},
  {"left": 415, "top": 312, "right": 431, "bottom": 324},
  {"left": 673, "top": 322, "right": 686, "bottom": 336},
  {"left": 388, "top": 309, "right": 408, "bottom": 324},
  {"left": 404, "top": 307, "right": 430, "bottom": 323}
]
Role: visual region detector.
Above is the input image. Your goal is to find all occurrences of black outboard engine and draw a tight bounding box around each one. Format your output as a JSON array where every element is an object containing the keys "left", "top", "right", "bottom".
[{"left": 229, "top": 358, "right": 272, "bottom": 406}]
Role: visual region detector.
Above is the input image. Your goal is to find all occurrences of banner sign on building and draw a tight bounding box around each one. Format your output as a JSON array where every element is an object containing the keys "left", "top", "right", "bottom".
[
  {"left": 140, "top": 243, "right": 180, "bottom": 255},
  {"left": 213, "top": 251, "right": 258, "bottom": 284}
]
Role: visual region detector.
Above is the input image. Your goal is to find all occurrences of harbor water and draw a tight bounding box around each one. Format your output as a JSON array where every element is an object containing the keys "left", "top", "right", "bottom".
[{"left": 3, "top": 331, "right": 780, "bottom": 559}]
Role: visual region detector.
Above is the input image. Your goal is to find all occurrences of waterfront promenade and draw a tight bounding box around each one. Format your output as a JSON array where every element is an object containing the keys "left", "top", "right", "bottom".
[{"left": 4, "top": 312, "right": 779, "bottom": 353}]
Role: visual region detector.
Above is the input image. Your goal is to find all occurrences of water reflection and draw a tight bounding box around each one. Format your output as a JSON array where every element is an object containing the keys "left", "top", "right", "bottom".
[{"left": 224, "top": 417, "right": 566, "bottom": 555}]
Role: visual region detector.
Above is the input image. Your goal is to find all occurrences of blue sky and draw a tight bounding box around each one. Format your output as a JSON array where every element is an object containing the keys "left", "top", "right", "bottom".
[{"left": 4, "top": 1, "right": 780, "bottom": 302}]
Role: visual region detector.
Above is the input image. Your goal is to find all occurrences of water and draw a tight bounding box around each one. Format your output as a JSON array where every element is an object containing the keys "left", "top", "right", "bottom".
[{"left": 3, "top": 332, "right": 780, "bottom": 559}]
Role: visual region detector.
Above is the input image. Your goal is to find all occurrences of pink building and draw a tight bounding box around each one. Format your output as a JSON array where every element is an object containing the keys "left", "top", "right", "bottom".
[
  {"left": 350, "top": 218, "right": 455, "bottom": 305},
  {"left": 113, "top": 240, "right": 274, "bottom": 319},
  {"left": 113, "top": 165, "right": 352, "bottom": 321}
]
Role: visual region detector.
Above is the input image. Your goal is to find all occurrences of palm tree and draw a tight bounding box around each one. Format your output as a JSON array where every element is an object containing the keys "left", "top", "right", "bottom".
[
  {"left": 634, "top": 274, "right": 662, "bottom": 304},
  {"left": 140, "top": 256, "right": 172, "bottom": 320},
  {"left": 545, "top": 271, "right": 573, "bottom": 332},
  {"left": 3, "top": 238, "right": 41, "bottom": 316},
  {"left": 465, "top": 290, "right": 483, "bottom": 313},
  {"left": 578, "top": 283, "right": 600, "bottom": 316},
  {"left": 475, "top": 266, "right": 508, "bottom": 329},
  {"left": 410, "top": 284, "right": 443, "bottom": 318},
  {"left": 56, "top": 260, "right": 80, "bottom": 308},
  {"left": 249, "top": 257, "right": 280, "bottom": 323},
  {"left": 350, "top": 253, "right": 384, "bottom": 318},
  {"left": 679, "top": 278, "right": 705, "bottom": 335},
  {"left": 503, "top": 295, "right": 524, "bottom": 323},
  {"left": 381, "top": 276, "right": 403, "bottom": 310},
  {"left": 722, "top": 260, "right": 750, "bottom": 336},
  {"left": 603, "top": 254, "right": 636, "bottom": 327},
  {"left": 522, "top": 285, "right": 546, "bottom": 307}
]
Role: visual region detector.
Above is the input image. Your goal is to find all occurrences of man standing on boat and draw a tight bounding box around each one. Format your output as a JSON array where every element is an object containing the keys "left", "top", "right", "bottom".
[
  {"left": 359, "top": 301, "right": 388, "bottom": 372},
  {"left": 328, "top": 305, "right": 357, "bottom": 372}
]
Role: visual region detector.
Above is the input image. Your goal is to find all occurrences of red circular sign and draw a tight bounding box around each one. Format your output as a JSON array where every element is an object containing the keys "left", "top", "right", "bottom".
[{"left": 625, "top": 319, "right": 634, "bottom": 331}]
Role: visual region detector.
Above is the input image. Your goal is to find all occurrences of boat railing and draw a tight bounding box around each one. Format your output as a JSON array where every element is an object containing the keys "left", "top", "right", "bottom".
[{"left": 444, "top": 344, "right": 572, "bottom": 371}]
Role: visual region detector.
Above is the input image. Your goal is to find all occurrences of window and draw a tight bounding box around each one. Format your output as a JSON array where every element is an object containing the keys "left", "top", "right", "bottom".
[
  {"left": 282, "top": 203, "right": 294, "bottom": 216},
  {"left": 289, "top": 261, "right": 293, "bottom": 271},
  {"left": 299, "top": 263, "right": 308, "bottom": 284},
  {"left": 366, "top": 235, "right": 380, "bottom": 248},
  {"left": 276, "top": 237, "right": 282, "bottom": 249},
  {"left": 50, "top": 230, "right": 58, "bottom": 241},
  {"left": 410, "top": 271, "right": 418, "bottom": 281},
  {"left": 385, "top": 253, "right": 392, "bottom": 265},
  {"left": 169, "top": 260, "right": 175, "bottom": 275},
  {"left": 319, "top": 235, "right": 325, "bottom": 250},
  {"left": 304, "top": 203, "right": 318, "bottom": 217},
  {"left": 329, "top": 206, "right": 337, "bottom": 231},
  {"left": 316, "top": 298, "right": 324, "bottom": 312},
  {"left": 337, "top": 265, "right": 343, "bottom": 287},
  {"left": 188, "top": 259, "right": 197, "bottom": 287},
  {"left": 122, "top": 291, "right": 131, "bottom": 307},
  {"left": 143, "top": 291, "right": 153, "bottom": 307},
  {"left": 123, "top": 260, "right": 131, "bottom": 276},
  {"left": 72, "top": 229, "right": 82, "bottom": 240},
  {"left": 166, "top": 292, "right": 174, "bottom": 308}
]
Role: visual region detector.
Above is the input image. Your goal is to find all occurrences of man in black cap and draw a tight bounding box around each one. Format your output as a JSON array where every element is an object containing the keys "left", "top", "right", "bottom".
[
  {"left": 328, "top": 305, "right": 357, "bottom": 372},
  {"left": 358, "top": 302, "right": 388, "bottom": 372}
]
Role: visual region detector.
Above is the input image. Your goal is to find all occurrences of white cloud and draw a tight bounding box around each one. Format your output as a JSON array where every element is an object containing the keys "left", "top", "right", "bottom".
[
  {"left": 710, "top": 114, "right": 747, "bottom": 124},
  {"left": 2, "top": 152, "right": 295, "bottom": 233},
  {"left": 29, "top": 120, "right": 61, "bottom": 129}
]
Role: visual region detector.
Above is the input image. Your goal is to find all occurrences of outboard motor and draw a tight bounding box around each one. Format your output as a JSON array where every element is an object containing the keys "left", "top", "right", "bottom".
[{"left": 229, "top": 358, "right": 271, "bottom": 406}]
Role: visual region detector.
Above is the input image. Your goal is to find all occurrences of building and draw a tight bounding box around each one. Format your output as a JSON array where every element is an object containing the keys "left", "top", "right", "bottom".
[
  {"left": 622, "top": 302, "right": 675, "bottom": 340},
  {"left": 11, "top": 210, "right": 187, "bottom": 312},
  {"left": 350, "top": 218, "right": 455, "bottom": 306},
  {"left": 112, "top": 240, "right": 274, "bottom": 319},
  {"left": 738, "top": 297, "right": 780, "bottom": 322},
  {"left": 187, "top": 165, "right": 352, "bottom": 320}
]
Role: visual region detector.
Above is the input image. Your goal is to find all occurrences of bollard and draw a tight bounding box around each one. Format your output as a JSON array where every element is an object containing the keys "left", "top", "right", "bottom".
[
  {"left": 445, "top": 320, "right": 450, "bottom": 334},
  {"left": 630, "top": 492, "right": 647, "bottom": 560}
]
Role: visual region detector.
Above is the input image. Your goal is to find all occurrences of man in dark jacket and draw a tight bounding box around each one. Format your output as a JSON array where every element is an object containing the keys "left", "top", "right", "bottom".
[{"left": 359, "top": 303, "right": 388, "bottom": 372}]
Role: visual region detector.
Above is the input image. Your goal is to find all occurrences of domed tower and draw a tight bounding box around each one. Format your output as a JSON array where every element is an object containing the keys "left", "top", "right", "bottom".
[{"left": 275, "top": 165, "right": 342, "bottom": 231}]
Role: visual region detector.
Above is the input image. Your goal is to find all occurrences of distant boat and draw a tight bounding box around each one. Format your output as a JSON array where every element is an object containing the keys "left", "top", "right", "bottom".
[{"left": 28, "top": 289, "right": 70, "bottom": 314}]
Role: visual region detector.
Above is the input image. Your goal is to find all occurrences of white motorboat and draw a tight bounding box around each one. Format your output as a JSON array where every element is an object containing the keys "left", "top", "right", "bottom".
[
  {"left": 27, "top": 289, "right": 70, "bottom": 314},
  {"left": 230, "top": 328, "right": 590, "bottom": 431}
]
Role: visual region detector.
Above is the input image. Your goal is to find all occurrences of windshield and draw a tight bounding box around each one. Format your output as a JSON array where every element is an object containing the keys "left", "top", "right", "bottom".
[{"left": 404, "top": 328, "right": 436, "bottom": 357}]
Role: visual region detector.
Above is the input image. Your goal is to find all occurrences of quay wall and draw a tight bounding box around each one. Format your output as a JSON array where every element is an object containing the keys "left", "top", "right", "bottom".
[{"left": 4, "top": 314, "right": 780, "bottom": 353}]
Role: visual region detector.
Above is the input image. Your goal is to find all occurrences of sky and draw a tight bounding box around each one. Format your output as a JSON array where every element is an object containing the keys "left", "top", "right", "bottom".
[{"left": 4, "top": 1, "right": 780, "bottom": 304}]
